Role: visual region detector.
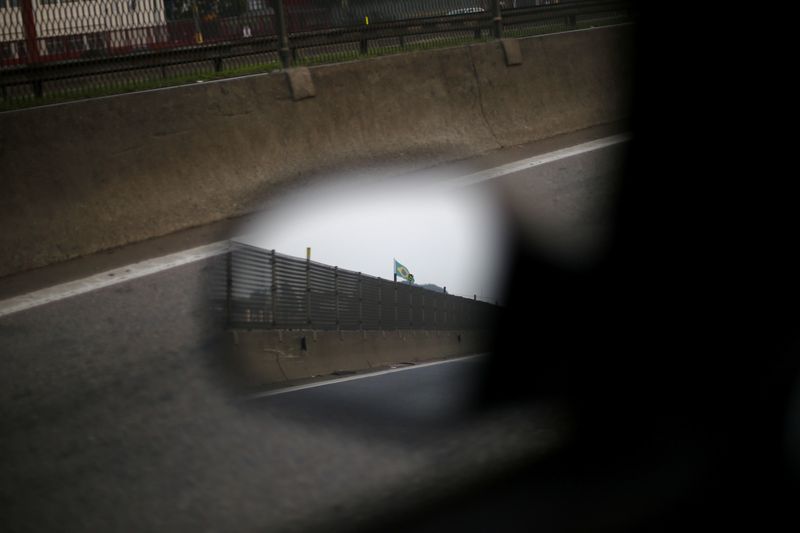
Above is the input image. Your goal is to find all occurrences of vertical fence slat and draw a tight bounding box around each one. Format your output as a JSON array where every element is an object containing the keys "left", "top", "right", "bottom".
[
  {"left": 334, "top": 266, "right": 339, "bottom": 329},
  {"left": 358, "top": 272, "right": 363, "bottom": 330},
  {"left": 225, "top": 251, "right": 232, "bottom": 328},
  {"left": 270, "top": 249, "right": 277, "bottom": 327},
  {"left": 408, "top": 286, "right": 414, "bottom": 329},
  {"left": 305, "top": 252, "right": 311, "bottom": 327}
]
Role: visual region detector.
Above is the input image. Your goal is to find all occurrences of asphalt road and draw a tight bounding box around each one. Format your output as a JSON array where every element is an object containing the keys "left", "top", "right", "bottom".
[
  {"left": 252, "top": 357, "right": 492, "bottom": 444},
  {"left": 0, "top": 129, "right": 625, "bottom": 532}
]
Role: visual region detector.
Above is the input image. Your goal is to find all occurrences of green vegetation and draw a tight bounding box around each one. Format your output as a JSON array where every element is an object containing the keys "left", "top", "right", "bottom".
[{"left": 0, "top": 59, "right": 283, "bottom": 112}]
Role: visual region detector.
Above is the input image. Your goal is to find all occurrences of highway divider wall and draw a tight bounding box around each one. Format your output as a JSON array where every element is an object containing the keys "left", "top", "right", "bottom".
[
  {"left": 227, "top": 328, "right": 491, "bottom": 388},
  {"left": 0, "top": 24, "right": 632, "bottom": 278}
]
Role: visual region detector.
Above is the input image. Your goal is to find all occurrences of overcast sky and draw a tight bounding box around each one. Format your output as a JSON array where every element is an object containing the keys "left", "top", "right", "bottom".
[{"left": 237, "top": 178, "right": 509, "bottom": 303}]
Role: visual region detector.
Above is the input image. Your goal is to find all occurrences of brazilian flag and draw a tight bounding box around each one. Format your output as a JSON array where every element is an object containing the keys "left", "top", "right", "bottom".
[{"left": 394, "top": 259, "right": 415, "bottom": 284}]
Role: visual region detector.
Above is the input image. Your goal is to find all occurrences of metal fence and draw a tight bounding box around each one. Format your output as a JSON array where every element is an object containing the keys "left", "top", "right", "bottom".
[
  {"left": 0, "top": 0, "right": 633, "bottom": 108},
  {"left": 218, "top": 242, "right": 499, "bottom": 330}
]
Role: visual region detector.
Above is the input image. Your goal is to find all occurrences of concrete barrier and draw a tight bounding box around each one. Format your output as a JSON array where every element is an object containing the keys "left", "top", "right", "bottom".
[
  {"left": 228, "top": 328, "right": 491, "bottom": 388},
  {"left": 0, "top": 25, "right": 633, "bottom": 278},
  {"left": 473, "top": 27, "right": 633, "bottom": 147}
]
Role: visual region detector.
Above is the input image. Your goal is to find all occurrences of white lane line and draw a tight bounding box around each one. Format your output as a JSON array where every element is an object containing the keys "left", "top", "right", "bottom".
[
  {"left": 0, "top": 242, "right": 229, "bottom": 318},
  {"left": 246, "top": 353, "right": 487, "bottom": 399},
  {"left": 0, "top": 133, "right": 628, "bottom": 318},
  {"left": 446, "top": 132, "right": 631, "bottom": 189}
]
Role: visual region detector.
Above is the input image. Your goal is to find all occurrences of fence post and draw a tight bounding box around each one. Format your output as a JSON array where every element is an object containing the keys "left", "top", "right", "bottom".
[
  {"left": 567, "top": 13, "right": 577, "bottom": 30},
  {"left": 491, "top": 0, "right": 503, "bottom": 39},
  {"left": 20, "top": 0, "right": 40, "bottom": 64},
  {"left": 360, "top": 15, "right": 369, "bottom": 54},
  {"left": 270, "top": 249, "right": 277, "bottom": 327},
  {"left": 191, "top": 0, "right": 204, "bottom": 44},
  {"left": 273, "top": 0, "right": 292, "bottom": 68}
]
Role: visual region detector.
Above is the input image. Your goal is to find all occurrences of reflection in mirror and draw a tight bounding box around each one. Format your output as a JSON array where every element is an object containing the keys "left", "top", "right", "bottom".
[{"left": 218, "top": 176, "right": 510, "bottom": 405}]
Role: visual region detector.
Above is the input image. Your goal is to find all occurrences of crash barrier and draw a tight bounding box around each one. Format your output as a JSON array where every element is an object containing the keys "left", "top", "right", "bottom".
[
  {"left": 0, "top": 0, "right": 632, "bottom": 108},
  {"left": 0, "top": 24, "right": 633, "bottom": 278},
  {"left": 228, "top": 328, "right": 491, "bottom": 387},
  {"left": 219, "top": 243, "right": 499, "bottom": 386},
  {"left": 220, "top": 242, "right": 499, "bottom": 331}
]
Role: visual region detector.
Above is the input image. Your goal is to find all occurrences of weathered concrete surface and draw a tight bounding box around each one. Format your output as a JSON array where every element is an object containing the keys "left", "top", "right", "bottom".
[
  {"left": 500, "top": 38, "right": 523, "bottom": 66},
  {"left": 0, "top": 25, "right": 632, "bottom": 278},
  {"left": 229, "top": 328, "right": 491, "bottom": 387},
  {"left": 472, "top": 27, "right": 633, "bottom": 147},
  {"left": 286, "top": 67, "right": 316, "bottom": 101}
]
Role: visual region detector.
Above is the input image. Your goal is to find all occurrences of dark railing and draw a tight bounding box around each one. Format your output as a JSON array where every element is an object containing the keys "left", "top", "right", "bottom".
[
  {"left": 0, "top": 0, "right": 632, "bottom": 108},
  {"left": 219, "top": 242, "right": 499, "bottom": 331}
]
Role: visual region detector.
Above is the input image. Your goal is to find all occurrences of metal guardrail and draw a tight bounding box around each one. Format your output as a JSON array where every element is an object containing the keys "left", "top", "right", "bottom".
[
  {"left": 0, "top": 0, "right": 632, "bottom": 107},
  {"left": 219, "top": 242, "right": 499, "bottom": 331}
]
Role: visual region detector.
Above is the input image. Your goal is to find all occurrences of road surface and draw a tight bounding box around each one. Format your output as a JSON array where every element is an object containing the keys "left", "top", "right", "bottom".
[{"left": 0, "top": 125, "right": 627, "bottom": 532}]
